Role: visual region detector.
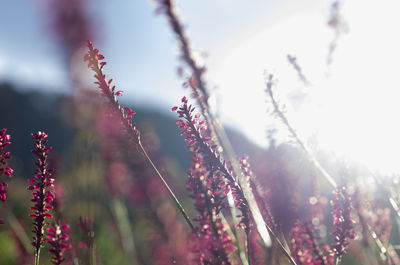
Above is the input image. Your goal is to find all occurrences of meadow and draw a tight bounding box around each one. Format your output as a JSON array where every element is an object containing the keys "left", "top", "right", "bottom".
[{"left": 1, "top": 0, "right": 399, "bottom": 265}]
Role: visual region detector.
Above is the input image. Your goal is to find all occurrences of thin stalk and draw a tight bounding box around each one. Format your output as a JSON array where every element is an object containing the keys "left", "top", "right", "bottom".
[
  {"left": 89, "top": 239, "right": 96, "bottom": 265},
  {"left": 111, "top": 199, "right": 138, "bottom": 263},
  {"left": 7, "top": 212, "right": 33, "bottom": 254},
  {"left": 265, "top": 76, "right": 337, "bottom": 188},
  {"left": 139, "top": 142, "right": 194, "bottom": 231},
  {"left": 265, "top": 225, "right": 298, "bottom": 265},
  {"left": 246, "top": 230, "right": 251, "bottom": 265},
  {"left": 34, "top": 248, "right": 40, "bottom": 265}
]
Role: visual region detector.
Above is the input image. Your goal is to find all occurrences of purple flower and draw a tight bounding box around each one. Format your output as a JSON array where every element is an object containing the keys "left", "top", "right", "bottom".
[
  {"left": 0, "top": 128, "right": 13, "bottom": 203},
  {"left": 46, "top": 222, "right": 71, "bottom": 265},
  {"left": 330, "top": 187, "right": 356, "bottom": 257},
  {"left": 84, "top": 41, "right": 140, "bottom": 144},
  {"left": 174, "top": 98, "right": 235, "bottom": 264},
  {"left": 28, "top": 131, "right": 55, "bottom": 254},
  {"left": 173, "top": 97, "right": 251, "bottom": 231},
  {"left": 291, "top": 220, "right": 333, "bottom": 265}
]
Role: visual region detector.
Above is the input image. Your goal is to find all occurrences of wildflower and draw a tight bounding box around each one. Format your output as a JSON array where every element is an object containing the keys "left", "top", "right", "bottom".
[
  {"left": 173, "top": 97, "right": 250, "bottom": 231},
  {"left": 330, "top": 187, "right": 356, "bottom": 257},
  {"left": 46, "top": 222, "right": 71, "bottom": 265},
  {"left": 84, "top": 41, "right": 140, "bottom": 144},
  {"left": 0, "top": 128, "right": 13, "bottom": 204},
  {"left": 28, "top": 131, "right": 55, "bottom": 258},
  {"left": 173, "top": 99, "right": 236, "bottom": 264},
  {"left": 77, "top": 216, "right": 95, "bottom": 249},
  {"left": 291, "top": 220, "right": 333, "bottom": 265}
]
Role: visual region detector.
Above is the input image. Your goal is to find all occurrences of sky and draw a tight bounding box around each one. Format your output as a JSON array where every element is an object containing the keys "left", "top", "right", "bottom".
[{"left": 2, "top": 0, "right": 400, "bottom": 173}]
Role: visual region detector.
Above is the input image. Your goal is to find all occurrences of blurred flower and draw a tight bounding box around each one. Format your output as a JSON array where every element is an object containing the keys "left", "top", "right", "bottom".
[
  {"left": 46, "top": 222, "right": 72, "bottom": 265},
  {"left": 330, "top": 187, "right": 356, "bottom": 257},
  {"left": 291, "top": 220, "right": 333, "bottom": 265}
]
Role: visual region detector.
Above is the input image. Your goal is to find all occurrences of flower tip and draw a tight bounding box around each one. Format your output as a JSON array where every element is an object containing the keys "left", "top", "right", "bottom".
[{"left": 171, "top": 106, "right": 178, "bottom": 112}]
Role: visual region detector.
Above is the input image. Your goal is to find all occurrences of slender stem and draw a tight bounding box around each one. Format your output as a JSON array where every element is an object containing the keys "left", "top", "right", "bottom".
[
  {"left": 34, "top": 248, "right": 40, "bottom": 265},
  {"left": 7, "top": 212, "right": 33, "bottom": 254},
  {"left": 265, "top": 225, "right": 297, "bottom": 265},
  {"left": 89, "top": 239, "right": 96, "bottom": 265},
  {"left": 246, "top": 230, "right": 251, "bottom": 265},
  {"left": 265, "top": 77, "right": 337, "bottom": 188},
  {"left": 139, "top": 142, "right": 194, "bottom": 231}
]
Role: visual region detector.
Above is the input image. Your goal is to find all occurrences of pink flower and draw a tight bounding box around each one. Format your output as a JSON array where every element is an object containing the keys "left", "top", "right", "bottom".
[
  {"left": 28, "top": 131, "right": 55, "bottom": 254},
  {"left": 330, "top": 187, "right": 356, "bottom": 257},
  {"left": 291, "top": 220, "right": 333, "bottom": 265},
  {"left": 0, "top": 128, "right": 13, "bottom": 204},
  {"left": 46, "top": 222, "right": 72, "bottom": 265},
  {"left": 84, "top": 41, "right": 140, "bottom": 144}
]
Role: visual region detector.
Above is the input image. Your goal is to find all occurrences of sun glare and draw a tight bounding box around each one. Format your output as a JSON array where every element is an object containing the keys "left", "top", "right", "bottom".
[{"left": 213, "top": 1, "right": 400, "bottom": 174}]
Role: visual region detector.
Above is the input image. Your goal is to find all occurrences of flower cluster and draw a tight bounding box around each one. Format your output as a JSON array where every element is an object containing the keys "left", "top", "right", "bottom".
[
  {"left": 0, "top": 128, "right": 13, "bottom": 204},
  {"left": 174, "top": 97, "right": 235, "bottom": 264},
  {"left": 46, "top": 222, "right": 71, "bottom": 265},
  {"left": 173, "top": 97, "right": 250, "bottom": 230},
  {"left": 330, "top": 187, "right": 356, "bottom": 257},
  {"left": 77, "top": 216, "right": 95, "bottom": 249},
  {"left": 84, "top": 41, "right": 139, "bottom": 144},
  {"left": 291, "top": 220, "right": 333, "bottom": 265},
  {"left": 27, "top": 132, "right": 55, "bottom": 252}
]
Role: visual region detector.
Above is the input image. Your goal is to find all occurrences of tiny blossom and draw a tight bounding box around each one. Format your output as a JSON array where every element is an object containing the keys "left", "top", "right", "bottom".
[
  {"left": 28, "top": 131, "right": 55, "bottom": 254},
  {"left": 0, "top": 128, "right": 13, "bottom": 204},
  {"left": 330, "top": 187, "right": 356, "bottom": 257},
  {"left": 46, "top": 222, "right": 71, "bottom": 265}
]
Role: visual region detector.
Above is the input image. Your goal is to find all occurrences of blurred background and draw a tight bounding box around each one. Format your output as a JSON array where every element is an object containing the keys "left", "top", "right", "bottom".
[
  {"left": 1, "top": 0, "right": 400, "bottom": 264},
  {"left": 2, "top": 0, "right": 400, "bottom": 172}
]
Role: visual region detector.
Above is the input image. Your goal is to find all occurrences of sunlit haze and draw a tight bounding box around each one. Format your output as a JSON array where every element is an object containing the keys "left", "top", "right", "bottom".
[{"left": 213, "top": 0, "right": 400, "bottom": 174}]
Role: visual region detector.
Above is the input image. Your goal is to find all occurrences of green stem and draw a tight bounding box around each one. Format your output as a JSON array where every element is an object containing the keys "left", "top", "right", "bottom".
[
  {"left": 139, "top": 143, "right": 194, "bottom": 231},
  {"left": 246, "top": 230, "right": 251, "bottom": 265},
  {"left": 34, "top": 248, "right": 40, "bottom": 265},
  {"left": 335, "top": 256, "right": 342, "bottom": 265},
  {"left": 89, "top": 237, "right": 96, "bottom": 265}
]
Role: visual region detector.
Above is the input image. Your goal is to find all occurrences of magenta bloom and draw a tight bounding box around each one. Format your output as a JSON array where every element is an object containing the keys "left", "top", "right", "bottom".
[
  {"left": 0, "top": 128, "right": 13, "bottom": 203},
  {"left": 84, "top": 41, "right": 140, "bottom": 144},
  {"left": 28, "top": 132, "right": 55, "bottom": 254},
  {"left": 47, "top": 222, "right": 71, "bottom": 265},
  {"left": 174, "top": 97, "right": 239, "bottom": 264},
  {"left": 330, "top": 187, "right": 356, "bottom": 257},
  {"left": 291, "top": 220, "right": 333, "bottom": 265}
]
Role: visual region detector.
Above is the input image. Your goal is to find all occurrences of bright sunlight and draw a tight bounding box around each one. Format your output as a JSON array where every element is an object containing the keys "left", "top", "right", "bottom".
[{"left": 213, "top": 0, "right": 400, "bottom": 174}]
